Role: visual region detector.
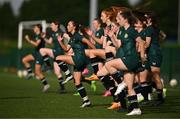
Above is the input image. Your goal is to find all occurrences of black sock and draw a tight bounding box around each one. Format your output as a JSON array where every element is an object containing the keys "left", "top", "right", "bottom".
[
  {"left": 58, "top": 77, "right": 65, "bottom": 90},
  {"left": 140, "top": 82, "right": 149, "bottom": 101},
  {"left": 147, "top": 82, "right": 152, "bottom": 92},
  {"left": 109, "top": 87, "right": 118, "bottom": 102},
  {"left": 111, "top": 71, "right": 123, "bottom": 84},
  {"left": 56, "top": 60, "right": 73, "bottom": 80},
  {"left": 105, "top": 52, "right": 114, "bottom": 62},
  {"left": 134, "top": 84, "right": 141, "bottom": 94},
  {"left": 151, "top": 81, "right": 157, "bottom": 89},
  {"left": 41, "top": 77, "right": 48, "bottom": 85},
  {"left": 98, "top": 76, "right": 108, "bottom": 90},
  {"left": 43, "top": 55, "right": 51, "bottom": 67},
  {"left": 76, "top": 83, "right": 89, "bottom": 102},
  {"left": 157, "top": 89, "right": 164, "bottom": 101},
  {"left": 26, "top": 67, "right": 32, "bottom": 74},
  {"left": 118, "top": 90, "right": 127, "bottom": 109},
  {"left": 109, "top": 86, "right": 127, "bottom": 109},
  {"left": 90, "top": 57, "right": 103, "bottom": 74},
  {"left": 128, "top": 95, "right": 139, "bottom": 112},
  {"left": 99, "top": 75, "right": 115, "bottom": 90}
]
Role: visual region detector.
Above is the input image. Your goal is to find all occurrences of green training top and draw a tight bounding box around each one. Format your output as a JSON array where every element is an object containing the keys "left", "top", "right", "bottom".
[
  {"left": 145, "top": 25, "right": 161, "bottom": 55},
  {"left": 51, "top": 29, "right": 64, "bottom": 51},
  {"left": 69, "top": 32, "right": 86, "bottom": 55},
  {"left": 34, "top": 34, "right": 45, "bottom": 52},
  {"left": 95, "top": 27, "right": 104, "bottom": 49},
  {"left": 117, "top": 26, "right": 138, "bottom": 57}
]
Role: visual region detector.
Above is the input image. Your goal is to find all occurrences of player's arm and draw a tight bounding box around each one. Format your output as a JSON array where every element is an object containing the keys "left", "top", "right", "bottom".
[
  {"left": 145, "top": 37, "right": 151, "bottom": 48},
  {"left": 107, "top": 30, "right": 121, "bottom": 48},
  {"left": 86, "top": 29, "right": 103, "bottom": 45},
  {"left": 136, "top": 37, "right": 146, "bottom": 63},
  {"left": 25, "top": 35, "right": 41, "bottom": 47},
  {"left": 41, "top": 32, "right": 53, "bottom": 44},
  {"left": 82, "top": 37, "right": 96, "bottom": 49},
  {"left": 57, "top": 35, "right": 71, "bottom": 52}
]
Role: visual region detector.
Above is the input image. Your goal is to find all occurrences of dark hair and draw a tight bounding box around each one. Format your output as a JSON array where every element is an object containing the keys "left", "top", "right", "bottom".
[
  {"left": 69, "top": 20, "right": 80, "bottom": 32},
  {"left": 132, "top": 10, "right": 146, "bottom": 28},
  {"left": 52, "top": 21, "right": 60, "bottom": 27},
  {"left": 79, "top": 25, "right": 90, "bottom": 39},
  {"left": 35, "top": 24, "right": 42, "bottom": 32},
  {"left": 120, "top": 11, "right": 136, "bottom": 26},
  {"left": 144, "top": 11, "right": 159, "bottom": 31},
  {"left": 94, "top": 17, "right": 102, "bottom": 25}
]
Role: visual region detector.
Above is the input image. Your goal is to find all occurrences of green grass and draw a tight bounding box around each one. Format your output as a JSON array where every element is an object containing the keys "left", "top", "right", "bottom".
[{"left": 0, "top": 72, "right": 180, "bottom": 118}]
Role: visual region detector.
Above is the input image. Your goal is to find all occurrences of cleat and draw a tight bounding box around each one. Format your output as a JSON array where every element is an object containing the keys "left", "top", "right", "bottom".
[
  {"left": 82, "top": 68, "right": 89, "bottom": 75},
  {"left": 91, "top": 81, "right": 97, "bottom": 92},
  {"left": 103, "top": 90, "right": 111, "bottom": 97},
  {"left": 137, "top": 93, "right": 144, "bottom": 103},
  {"left": 148, "top": 93, "right": 153, "bottom": 101},
  {"left": 163, "top": 88, "right": 167, "bottom": 98},
  {"left": 114, "top": 81, "right": 127, "bottom": 95},
  {"left": 85, "top": 74, "right": 99, "bottom": 81},
  {"left": 73, "top": 92, "right": 80, "bottom": 96},
  {"left": 80, "top": 101, "right": 91, "bottom": 108},
  {"left": 25, "top": 73, "right": 34, "bottom": 80},
  {"left": 107, "top": 102, "right": 121, "bottom": 110},
  {"left": 42, "top": 84, "right": 50, "bottom": 92},
  {"left": 62, "top": 75, "right": 73, "bottom": 84},
  {"left": 126, "top": 108, "right": 142, "bottom": 116}
]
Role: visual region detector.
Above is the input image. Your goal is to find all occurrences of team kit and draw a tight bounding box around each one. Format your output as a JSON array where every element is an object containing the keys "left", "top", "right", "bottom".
[{"left": 22, "top": 6, "right": 166, "bottom": 116}]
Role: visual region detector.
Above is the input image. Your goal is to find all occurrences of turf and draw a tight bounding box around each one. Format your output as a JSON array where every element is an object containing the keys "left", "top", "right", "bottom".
[{"left": 0, "top": 72, "right": 180, "bottom": 118}]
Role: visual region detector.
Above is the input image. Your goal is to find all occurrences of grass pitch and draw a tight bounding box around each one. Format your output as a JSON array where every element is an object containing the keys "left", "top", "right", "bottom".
[{"left": 0, "top": 72, "right": 180, "bottom": 118}]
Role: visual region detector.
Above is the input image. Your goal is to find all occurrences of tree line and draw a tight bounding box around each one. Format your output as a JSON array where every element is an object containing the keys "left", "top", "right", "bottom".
[{"left": 0, "top": 0, "right": 178, "bottom": 40}]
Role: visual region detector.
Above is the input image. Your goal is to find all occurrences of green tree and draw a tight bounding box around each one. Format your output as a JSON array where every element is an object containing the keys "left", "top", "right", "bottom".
[
  {"left": 19, "top": 0, "right": 89, "bottom": 25},
  {"left": 0, "top": 2, "right": 16, "bottom": 38}
]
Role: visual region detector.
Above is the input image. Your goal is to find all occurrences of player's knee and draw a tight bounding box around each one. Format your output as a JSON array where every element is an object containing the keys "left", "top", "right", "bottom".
[
  {"left": 40, "top": 48, "right": 45, "bottom": 55},
  {"left": 22, "top": 57, "right": 27, "bottom": 64},
  {"left": 151, "top": 69, "right": 160, "bottom": 74},
  {"left": 105, "top": 62, "right": 111, "bottom": 69}
]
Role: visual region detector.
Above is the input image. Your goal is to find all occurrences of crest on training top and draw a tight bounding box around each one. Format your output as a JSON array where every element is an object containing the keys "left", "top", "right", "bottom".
[{"left": 124, "top": 33, "right": 128, "bottom": 38}]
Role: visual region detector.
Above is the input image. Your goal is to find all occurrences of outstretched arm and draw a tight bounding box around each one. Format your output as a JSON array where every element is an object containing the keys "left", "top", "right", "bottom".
[{"left": 25, "top": 35, "right": 41, "bottom": 47}]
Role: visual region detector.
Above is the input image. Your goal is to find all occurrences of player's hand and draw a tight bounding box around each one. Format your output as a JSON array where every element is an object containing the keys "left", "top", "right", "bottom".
[
  {"left": 25, "top": 35, "right": 30, "bottom": 42},
  {"left": 107, "top": 30, "right": 114, "bottom": 38},
  {"left": 57, "top": 35, "right": 63, "bottom": 42},
  {"left": 104, "top": 27, "right": 110, "bottom": 36},
  {"left": 41, "top": 32, "right": 46, "bottom": 38},
  {"left": 63, "top": 33, "right": 70, "bottom": 40},
  {"left": 86, "top": 29, "right": 93, "bottom": 36},
  {"left": 141, "top": 55, "right": 147, "bottom": 64}
]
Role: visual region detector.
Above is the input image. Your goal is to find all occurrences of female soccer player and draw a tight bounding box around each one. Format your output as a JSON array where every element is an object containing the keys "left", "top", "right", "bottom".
[
  {"left": 56, "top": 20, "right": 95, "bottom": 108},
  {"left": 22, "top": 24, "right": 50, "bottom": 92},
  {"left": 144, "top": 12, "right": 164, "bottom": 106},
  {"left": 40, "top": 21, "right": 73, "bottom": 93},
  {"left": 97, "top": 11, "right": 143, "bottom": 115},
  {"left": 133, "top": 11, "right": 151, "bottom": 104}
]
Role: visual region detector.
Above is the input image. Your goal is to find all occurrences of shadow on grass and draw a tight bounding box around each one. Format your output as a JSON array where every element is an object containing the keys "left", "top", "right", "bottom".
[{"left": 0, "top": 96, "right": 33, "bottom": 100}]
